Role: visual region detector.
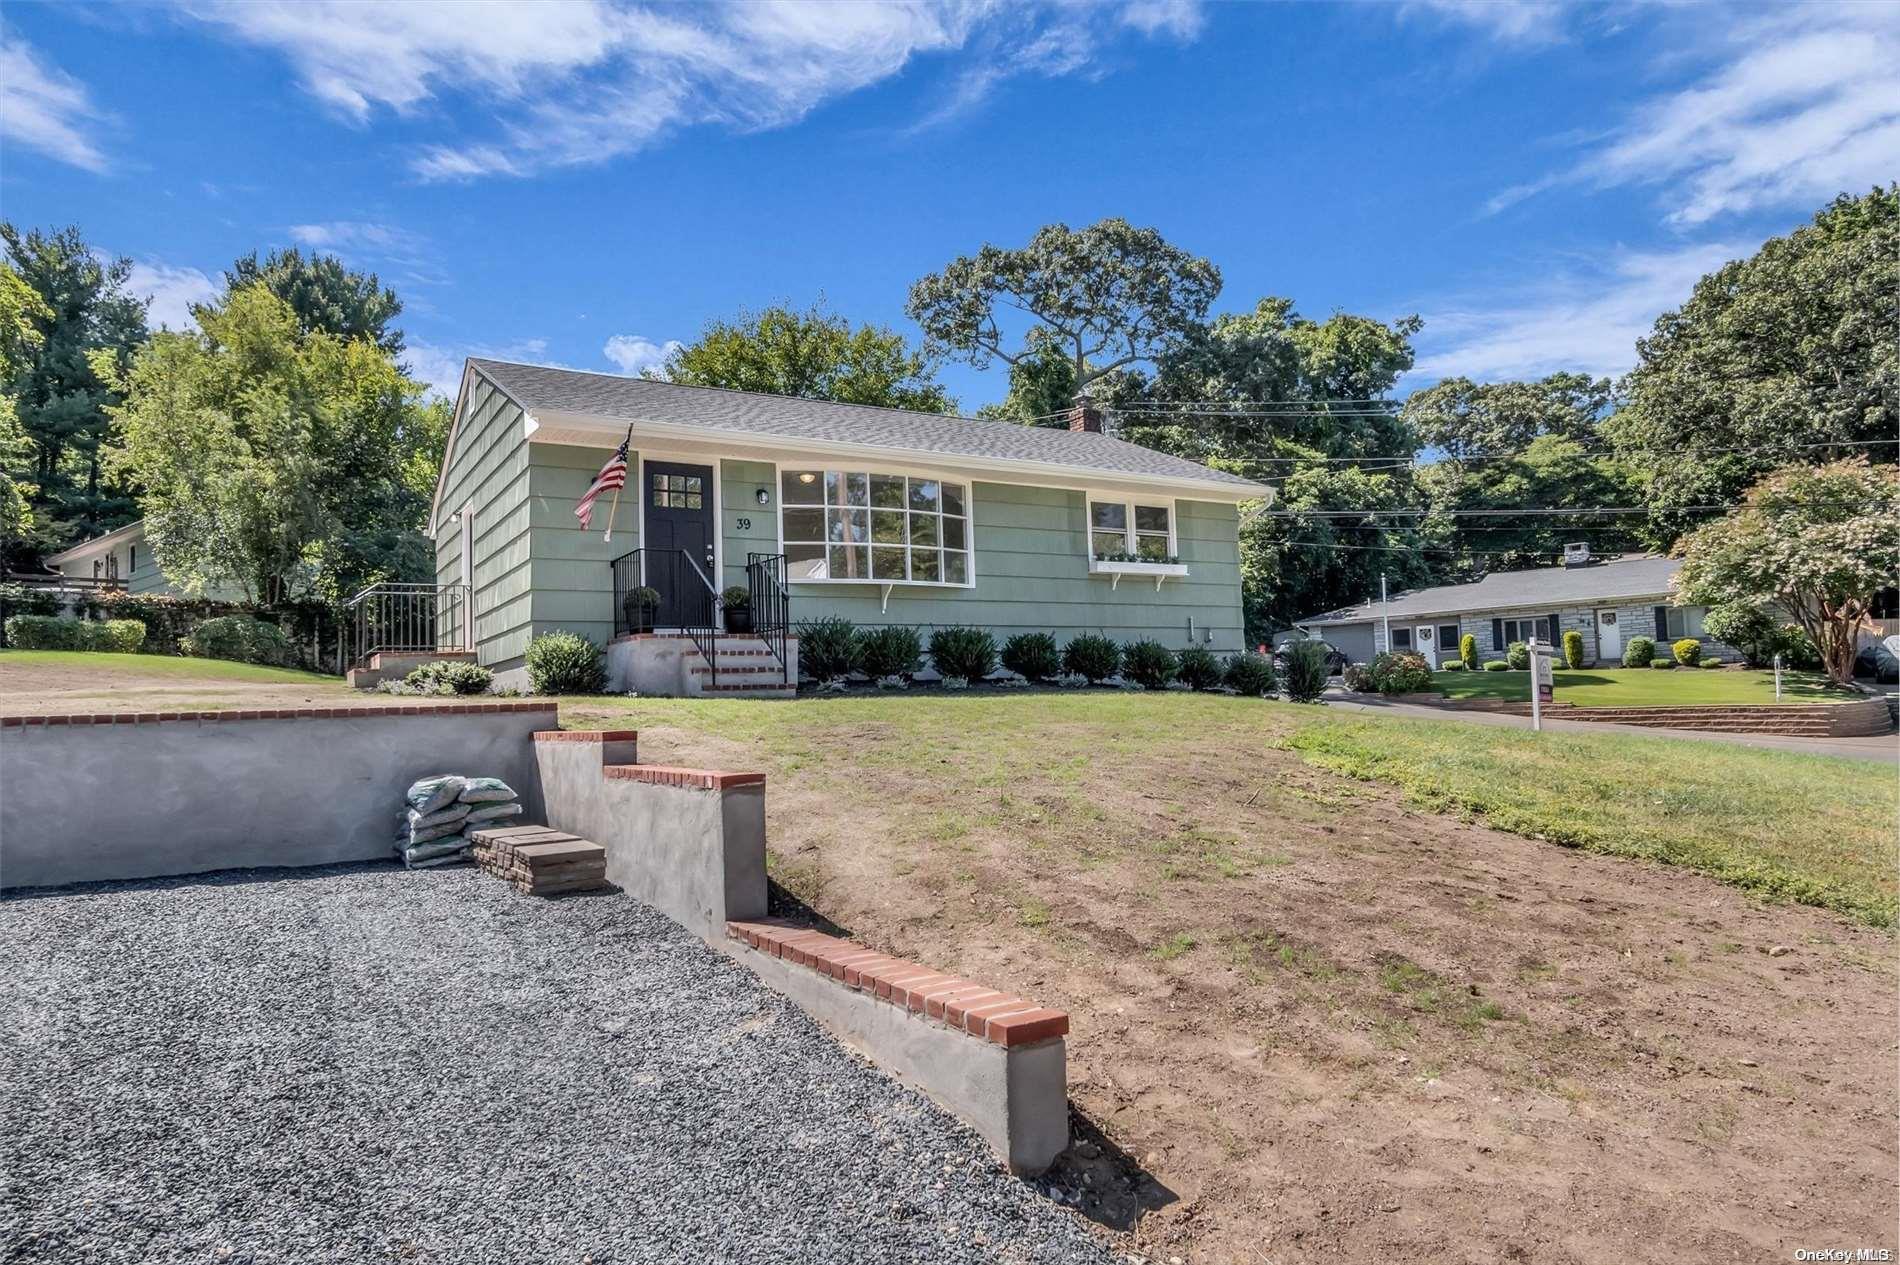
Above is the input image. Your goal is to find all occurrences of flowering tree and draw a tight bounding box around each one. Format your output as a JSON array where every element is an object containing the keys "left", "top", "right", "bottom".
[{"left": 1674, "top": 460, "right": 1900, "bottom": 684}]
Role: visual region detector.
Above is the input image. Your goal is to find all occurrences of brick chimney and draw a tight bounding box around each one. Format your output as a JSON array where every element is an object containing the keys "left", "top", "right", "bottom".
[{"left": 1068, "top": 399, "right": 1104, "bottom": 434}]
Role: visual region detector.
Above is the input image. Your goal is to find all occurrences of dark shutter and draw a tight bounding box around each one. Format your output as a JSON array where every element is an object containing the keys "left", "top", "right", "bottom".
[
  {"left": 1654, "top": 606, "right": 1669, "bottom": 639},
  {"left": 1491, "top": 618, "right": 1504, "bottom": 650},
  {"left": 1549, "top": 612, "right": 1561, "bottom": 644}
]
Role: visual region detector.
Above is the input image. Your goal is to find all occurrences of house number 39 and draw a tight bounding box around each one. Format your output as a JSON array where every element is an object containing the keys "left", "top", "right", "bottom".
[{"left": 735, "top": 517, "right": 752, "bottom": 530}]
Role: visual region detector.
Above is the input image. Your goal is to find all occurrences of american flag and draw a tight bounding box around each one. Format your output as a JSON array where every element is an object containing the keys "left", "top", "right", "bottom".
[{"left": 575, "top": 438, "right": 629, "bottom": 530}]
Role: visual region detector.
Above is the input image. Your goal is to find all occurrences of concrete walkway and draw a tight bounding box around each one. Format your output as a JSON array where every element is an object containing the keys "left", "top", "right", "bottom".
[{"left": 1322, "top": 693, "right": 1900, "bottom": 763}]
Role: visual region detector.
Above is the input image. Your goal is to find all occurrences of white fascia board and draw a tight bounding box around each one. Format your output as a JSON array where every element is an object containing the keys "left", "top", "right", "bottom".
[
  {"left": 44, "top": 519, "right": 145, "bottom": 566},
  {"left": 522, "top": 409, "right": 1275, "bottom": 505}
]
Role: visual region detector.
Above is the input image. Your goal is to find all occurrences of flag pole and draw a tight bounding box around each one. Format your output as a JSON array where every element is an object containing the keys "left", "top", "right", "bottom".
[{"left": 601, "top": 425, "right": 633, "bottom": 543}]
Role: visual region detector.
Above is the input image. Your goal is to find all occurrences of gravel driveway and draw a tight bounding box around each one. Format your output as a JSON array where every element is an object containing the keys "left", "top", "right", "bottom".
[{"left": 1, "top": 865, "right": 1111, "bottom": 1264}]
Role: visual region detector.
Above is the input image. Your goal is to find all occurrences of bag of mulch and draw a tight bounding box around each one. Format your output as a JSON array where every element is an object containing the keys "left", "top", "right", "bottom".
[
  {"left": 406, "top": 775, "right": 467, "bottom": 815},
  {"left": 406, "top": 802, "right": 471, "bottom": 832},
  {"left": 458, "top": 777, "right": 517, "bottom": 804},
  {"left": 464, "top": 801, "right": 524, "bottom": 825},
  {"left": 403, "top": 836, "right": 471, "bottom": 869},
  {"left": 402, "top": 819, "right": 466, "bottom": 847}
]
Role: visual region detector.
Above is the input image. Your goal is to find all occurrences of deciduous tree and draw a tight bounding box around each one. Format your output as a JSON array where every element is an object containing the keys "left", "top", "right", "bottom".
[
  {"left": 1402, "top": 372, "right": 1612, "bottom": 458},
  {"left": 222, "top": 248, "right": 405, "bottom": 355},
  {"left": 907, "top": 218, "right": 1220, "bottom": 400},
  {"left": 658, "top": 301, "right": 953, "bottom": 413},
  {"left": 1673, "top": 459, "right": 1900, "bottom": 684}
]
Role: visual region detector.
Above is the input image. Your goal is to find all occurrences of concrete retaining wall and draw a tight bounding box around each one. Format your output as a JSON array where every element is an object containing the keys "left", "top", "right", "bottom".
[
  {"left": 532, "top": 732, "right": 768, "bottom": 938},
  {"left": 0, "top": 703, "right": 556, "bottom": 890}
]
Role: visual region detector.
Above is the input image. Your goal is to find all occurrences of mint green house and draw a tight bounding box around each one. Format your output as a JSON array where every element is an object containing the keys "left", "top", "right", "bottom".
[{"left": 429, "top": 359, "right": 1271, "bottom": 694}]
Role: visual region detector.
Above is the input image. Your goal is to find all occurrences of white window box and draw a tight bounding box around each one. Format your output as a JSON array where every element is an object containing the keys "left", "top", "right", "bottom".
[{"left": 1089, "top": 558, "right": 1189, "bottom": 591}]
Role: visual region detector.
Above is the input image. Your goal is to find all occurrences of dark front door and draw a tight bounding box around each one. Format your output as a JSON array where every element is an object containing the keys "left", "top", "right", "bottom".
[{"left": 642, "top": 461, "right": 716, "bottom": 628}]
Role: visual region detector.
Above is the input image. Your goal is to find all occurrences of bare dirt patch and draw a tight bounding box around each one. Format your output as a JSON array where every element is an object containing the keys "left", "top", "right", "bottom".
[
  {"left": 0, "top": 658, "right": 362, "bottom": 715},
  {"left": 588, "top": 697, "right": 1899, "bottom": 1265}
]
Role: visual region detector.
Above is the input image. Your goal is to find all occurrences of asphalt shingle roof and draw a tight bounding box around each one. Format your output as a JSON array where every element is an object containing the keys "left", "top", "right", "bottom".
[
  {"left": 468, "top": 358, "right": 1269, "bottom": 494},
  {"left": 1295, "top": 554, "right": 1686, "bottom": 625}
]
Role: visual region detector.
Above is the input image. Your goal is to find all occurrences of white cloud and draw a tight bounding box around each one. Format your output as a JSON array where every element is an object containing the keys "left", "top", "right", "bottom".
[
  {"left": 602, "top": 334, "right": 681, "bottom": 376},
  {"left": 288, "top": 221, "right": 420, "bottom": 252},
  {"left": 405, "top": 337, "right": 555, "bottom": 399},
  {"left": 1407, "top": 241, "right": 1745, "bottom": 384},
  {"left": 124, "top": 260, "right": 220, "bottom": 331},
  {"left": 0, "top": 31, "right": 110, "bottom": 173},
  {"left": 175, "top": 0, "right": 1203, "bottom": 180},
  {"left": 1485, "top": 5, "right": 1900, "bottom": 224},
  {"left": 1401, "top": 0, "right": 1572, "bottom": 45}
]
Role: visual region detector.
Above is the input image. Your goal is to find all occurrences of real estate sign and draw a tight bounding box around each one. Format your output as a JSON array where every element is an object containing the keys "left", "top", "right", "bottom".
[{"left": 1528, "top": 639, "right": 1556, "bottom": 730}]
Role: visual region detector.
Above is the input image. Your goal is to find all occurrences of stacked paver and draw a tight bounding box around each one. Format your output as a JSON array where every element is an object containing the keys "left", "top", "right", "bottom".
[{"left": 468, "top": 824, "right": 609, "bottom": 896}]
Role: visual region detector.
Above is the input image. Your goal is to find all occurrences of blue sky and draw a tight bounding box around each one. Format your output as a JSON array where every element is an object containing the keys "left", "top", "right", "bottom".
[{"left": 2, "top": 0, "right": 1895, "bottom": 409}]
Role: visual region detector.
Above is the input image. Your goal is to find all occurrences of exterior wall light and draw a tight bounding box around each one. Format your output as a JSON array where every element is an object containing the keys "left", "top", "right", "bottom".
[{"left": 755, "top": 487, "right": 770, "bottom": 506}]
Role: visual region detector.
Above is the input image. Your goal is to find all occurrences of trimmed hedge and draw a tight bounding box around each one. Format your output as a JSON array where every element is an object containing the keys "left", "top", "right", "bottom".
[
  {"left": 1563, "top": 629, "right": 1585, "bottom": 669},
  {"left": 1672, "top": 637, "right": 1702, "bottom": 666},
  {"left": 795, "top": 616, "right": 862, "bottom": 681},
  {"left": 1175, "top": 644, "right": 1223, "bottom": 691},
  {"left": 524, "top": 630, "right": 605, "bottom": 694},
  {"left": 1483, "top": 660, "right": 1509, "bottom": 671},
  {"left": 3, "top": 614, "right": 82, "bottom": 649},
  {"left": 1506, "top": 640, "right": 1531, "bottom": 670},
  {"left": 1368, "top": 650, "right": 1433, "bottom": 694},
  {"left": 86, "top": 619, "right": 148, "bottom": 653},
  {"left": 1622, "top": 635, "right": 1656, "bottom": 669},
  {"left": 1121, "top": 639, "right": 1177, "bottom": 690},
  {"left": 857, "top": 625, "right": 922, "bottom": 679},
  {"left": 1062, "top": 634, "right": 1122, "bottom": 683},
  {"left": 1649, "top": 658, "right": 1677, "bottom": 670},
  {"left": 1459, "top": 633, "right": 1479, "bottom": 671},
  {"left": 928, "top": 627, "right": 998, "bottom": 682},
  {"left": 405, "top": 660, "right": 493, "bottom": 695},
  {"left": 182, "top": 616, "right": 293, "bottom": 666},
  {"left": 1441, "top": 660, "right": 1466, "bottom": 672},
  {"left": 1700, "top": 657, "right": 1725, "bottom": 669},
  {"left": 1000, "top": 632, "right": 1061, "bottom": 681},
  {"left": 1224, "top": 651, "right": 1276, "bottom": 697}
]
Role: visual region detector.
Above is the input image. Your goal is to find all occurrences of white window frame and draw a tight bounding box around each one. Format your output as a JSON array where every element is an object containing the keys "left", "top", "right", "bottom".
[
  {"left": 772, "top": 460, "right": 976, "bottom": 592},
  {"left": 1085, "top": 494, "right": 1179, "bottom": 562}
]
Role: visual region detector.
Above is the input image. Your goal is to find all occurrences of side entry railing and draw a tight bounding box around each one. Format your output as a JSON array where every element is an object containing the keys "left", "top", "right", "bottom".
[
  {"left": 340, "top": 582, "right": 470, "bottom": 670},
  {"left": 747, "top": 552, "right": 792, "bottom": 686}
]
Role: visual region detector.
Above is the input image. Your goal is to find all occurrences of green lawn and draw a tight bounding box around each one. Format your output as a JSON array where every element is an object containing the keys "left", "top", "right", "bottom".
[
  {"left": 556, "top": 691, "right": 1898, "bottom": 927},
  {"left": 0, "top": 650, "right": 333, "bottom": 683},
  {"left": 1430, "top": 666, "right": 1848, "bottom": 707}
]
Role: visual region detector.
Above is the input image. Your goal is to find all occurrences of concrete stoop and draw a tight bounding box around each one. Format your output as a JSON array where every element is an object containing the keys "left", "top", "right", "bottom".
[{"left": 347, "top": 649, "right": 478, "bottom": 690}]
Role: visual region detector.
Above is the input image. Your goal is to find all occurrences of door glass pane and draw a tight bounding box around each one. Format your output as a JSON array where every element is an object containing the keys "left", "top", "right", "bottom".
[
  {"left": 1134, "top": 505, "right": 1170, "bottom": 533},
  {"left": 871, "top": 510, "right": 907, "bottom": 544},
  {"left": 828, "top": 545, "right": 868, "bottom": 579},
  {"left": 910, "top": 548, "right": 941, "bottom": 582},
  {"left": 782, "top": 508, "right": 824, "bottom": 542},
  {"left": 684, "top": 476, "right": 701, "bottom": 493},
  {"left": 872, "top": 546, "right": 907, "bottom": 580},
  {"left": 908, "top": 478, "right": 940, "bottom": 513},
  {"left": 942, "top": 483, "right": 965, "bottom": 516},
  {"left": 941, "top": 516, "right": 966, "bottom": 550},
  {"left": 785, "top": 543, "right": 826, "bottom": 580},
  {"left": 943, "top": 551, "right": 968, "bottom": 584},
  {"left": 782, "top": 470, "right": 823, "bottom": 504},
  {"left": 685, "top": 493, "right": 701, "bottom": 510},
  {"left": 826, "top": 508, "right": 868, "bottom": 543},
  {"left": 871, "top": 475, "right": 906, "bottom": 509},
  {"left": 1091, "top": 502, "right": 1127, "bottom": 532},
  {"left": 908, "top": 512, "right": 939, "bottom": 548}
]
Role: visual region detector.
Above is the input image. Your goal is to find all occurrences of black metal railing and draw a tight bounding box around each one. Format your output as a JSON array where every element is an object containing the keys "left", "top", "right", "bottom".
[
  {"left": 339, "top": 582, "right": 470, "bottom": 670},
  {"left": 610, "top": 547, "right": 719, "bottom": 687},
  {"left": 747, "top": 552, "right": 792, "bottom": 686}
]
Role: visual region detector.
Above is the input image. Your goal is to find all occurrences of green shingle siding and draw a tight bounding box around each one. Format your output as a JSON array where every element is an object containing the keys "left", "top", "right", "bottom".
[
  {"left": 434, "top": 376, "right": 535, "bottom": 671},
  {"left": 522, "top": 442, "right": 639, "bottom": 651}
]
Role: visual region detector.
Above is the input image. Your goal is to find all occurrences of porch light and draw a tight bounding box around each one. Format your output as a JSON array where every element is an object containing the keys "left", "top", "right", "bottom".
[
  {"left": 798, "top": 472, "right": 816, "bottom": 484},
  {"left": 755, "top": 487, "right": 770, "bottom": 505}
]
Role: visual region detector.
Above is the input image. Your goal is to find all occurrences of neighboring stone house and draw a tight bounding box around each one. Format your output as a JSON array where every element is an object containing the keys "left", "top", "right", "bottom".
[{"left": 1280, "top": 552, "right": 1741, "bottom": 667}]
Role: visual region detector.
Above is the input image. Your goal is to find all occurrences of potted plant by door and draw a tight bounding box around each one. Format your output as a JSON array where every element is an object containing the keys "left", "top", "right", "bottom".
[
  {"left": 622, "top": 586, "right": 660, "bottom": 635},
  {"left": 721, "top": 586, "right": 753, "bottom": 635}
]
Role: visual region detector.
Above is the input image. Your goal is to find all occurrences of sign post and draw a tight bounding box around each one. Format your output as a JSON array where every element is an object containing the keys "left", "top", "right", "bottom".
[
  {"left": 1528, "top": 637, "right": 1556, "bottom": 732},
  {"left": 1773, "top": 653, "right": 1783, "bottom": 700}
]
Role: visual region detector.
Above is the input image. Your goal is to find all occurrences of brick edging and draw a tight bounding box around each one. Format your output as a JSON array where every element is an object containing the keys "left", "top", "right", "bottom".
[
  {"left": 0, "top": 700, "right": 557, "bottom": 728},
  {"left": 608, "top": 764, "right": 765, "bottom": 790},
  {"left": 728, "top": 919, "right": 1067, "bottom": 1048}
]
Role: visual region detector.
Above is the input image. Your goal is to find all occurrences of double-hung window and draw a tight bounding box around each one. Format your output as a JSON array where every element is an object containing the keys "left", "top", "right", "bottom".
[
  {"left": 1089, "top": 499, "right": 1174, "bottom": 561},
  {"left": 780, "top": 469, "right": 970, "bottom": 585},
  {"left": 1500, "top": 616, "right": 1555, "bottom": 644},
  {"left": 1665, "top": 606, "right": 1706, "bottom": 639}
]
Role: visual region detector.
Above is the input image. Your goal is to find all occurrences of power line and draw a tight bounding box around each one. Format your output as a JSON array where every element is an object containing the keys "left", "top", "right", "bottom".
[{"left": 1279, "top": 538, "right": 1536, "bottom": 558}]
